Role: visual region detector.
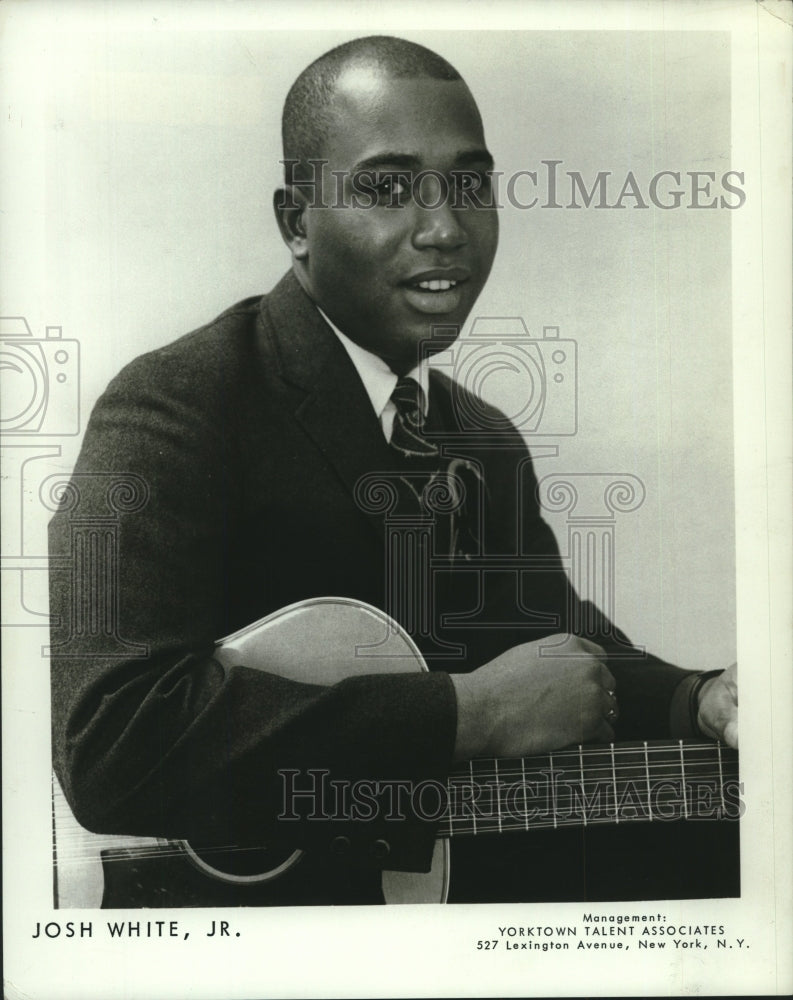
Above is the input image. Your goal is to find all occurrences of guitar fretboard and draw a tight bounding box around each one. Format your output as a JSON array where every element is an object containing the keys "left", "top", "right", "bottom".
[{"left": 440, "top": 740, "right": 740, "bottom": 838}]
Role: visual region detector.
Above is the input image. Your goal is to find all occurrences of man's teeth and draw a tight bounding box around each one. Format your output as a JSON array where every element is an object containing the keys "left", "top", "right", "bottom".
[{"left": 416, "top": 279, "right": 457, "bottom": 291}]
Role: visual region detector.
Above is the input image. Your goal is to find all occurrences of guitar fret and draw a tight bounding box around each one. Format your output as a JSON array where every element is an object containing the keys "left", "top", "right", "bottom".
[
  {"left": 581, "top": 747, "right": 612, "bottom": 823},
  {"left": 644, "top": 741, "right": 653, "bottom": 821},
  {"left": 494, "top": 759, "right": 502, "bottom": 833},
  {"left": 717, "top": 742, "right": 725, "bottom": 815},
  {"left": 679, "top": 740, "right": 688, "bottom": 820},
  {"left": 469, "top": 760, "right": 476, "bottom": 836},
  {"left": 610, "top": 743, "right": 619, "bottom": 824},
  {"left": 647, "top": 743, "right": 683, "bottom": 821}
]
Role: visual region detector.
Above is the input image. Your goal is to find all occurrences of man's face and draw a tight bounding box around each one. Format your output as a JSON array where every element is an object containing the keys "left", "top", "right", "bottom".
[{"left": 287, "top": 70, "right": 499, "bottom": 372}]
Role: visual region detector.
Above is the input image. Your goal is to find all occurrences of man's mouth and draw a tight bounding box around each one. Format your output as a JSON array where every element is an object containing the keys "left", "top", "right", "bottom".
[
  {"left": 414, "top": 278, "right": 460, "bottom": 292},
  {"left": 401, "top": 271, "right": 470, "bottom": 315},
  {"left": 404, "top": 267, "right": 471, "bottom": 291}
]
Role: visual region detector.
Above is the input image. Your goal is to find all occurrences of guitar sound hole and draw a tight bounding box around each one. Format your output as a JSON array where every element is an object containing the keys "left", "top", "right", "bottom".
[{"left": 184, "top": 841, "right": 299, "bottom": 881}]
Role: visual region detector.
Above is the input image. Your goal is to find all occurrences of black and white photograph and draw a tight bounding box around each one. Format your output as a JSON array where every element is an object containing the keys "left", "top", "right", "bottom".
[{"left": 2, "top": 1, "right": 791, "bottom": 997}]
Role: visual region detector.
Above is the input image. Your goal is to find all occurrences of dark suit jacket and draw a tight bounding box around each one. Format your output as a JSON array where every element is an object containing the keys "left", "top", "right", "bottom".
[{"left": 49, "top": 271, "right": 695, "bottom": 903}]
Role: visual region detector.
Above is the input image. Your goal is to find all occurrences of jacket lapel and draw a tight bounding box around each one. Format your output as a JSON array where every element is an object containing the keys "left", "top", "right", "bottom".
[{"left": 260, "top": 272, "right": 396, "bottom": 536}]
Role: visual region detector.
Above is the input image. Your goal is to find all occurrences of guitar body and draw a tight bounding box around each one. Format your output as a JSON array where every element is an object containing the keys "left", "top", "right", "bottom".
[
  {"left": 213, "top": 598, "right": 450, "bottom": 905},
  {"left": 52, "top": 598, "right": 739, "bottom": 908},
  {"left": 53, "top": 598, "right": 450, "bottom": 907}
]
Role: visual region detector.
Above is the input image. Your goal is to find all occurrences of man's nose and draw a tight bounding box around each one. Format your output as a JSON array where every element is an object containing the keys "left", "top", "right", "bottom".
[{"left": 411, "top": 174, "right": 468, "bottom": 251}]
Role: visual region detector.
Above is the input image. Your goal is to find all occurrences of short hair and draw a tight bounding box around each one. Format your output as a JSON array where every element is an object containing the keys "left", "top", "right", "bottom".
[{"left": 282, "top": 35, "right": 463, "bottom": 181}]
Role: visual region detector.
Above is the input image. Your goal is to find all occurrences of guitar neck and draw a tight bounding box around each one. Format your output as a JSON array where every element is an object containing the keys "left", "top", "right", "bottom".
[{"left": 440, "top": 739, "right": 740, "bottom": 839}]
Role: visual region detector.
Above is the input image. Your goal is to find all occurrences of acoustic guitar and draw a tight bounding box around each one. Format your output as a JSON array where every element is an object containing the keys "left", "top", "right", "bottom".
[{"left": 52, "top": 597, "right": 740, "bottom": 907}]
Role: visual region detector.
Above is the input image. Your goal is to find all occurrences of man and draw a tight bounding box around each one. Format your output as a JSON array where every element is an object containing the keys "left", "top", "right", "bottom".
[{"left": 49, "top": 36, "right": 738, "bottom": 907}]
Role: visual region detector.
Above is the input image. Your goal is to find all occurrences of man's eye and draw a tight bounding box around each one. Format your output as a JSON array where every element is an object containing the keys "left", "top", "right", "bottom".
[
  {"left": 374, "top": 174, "right": 409, "bottom": 201},
  {"left": 454, "top": 170, "right": 492, "bottom": 192}
]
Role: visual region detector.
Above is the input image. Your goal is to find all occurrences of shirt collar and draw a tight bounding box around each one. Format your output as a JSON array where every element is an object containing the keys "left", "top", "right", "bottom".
[{"left": 317, "top": 307, "right": 429, "bottom": 418}]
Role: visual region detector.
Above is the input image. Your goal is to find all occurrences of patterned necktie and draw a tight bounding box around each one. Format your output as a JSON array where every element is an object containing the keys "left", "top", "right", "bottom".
[
  {"left": 389, "top": 377, "right": 439, "bottom": 459},
  {"left": 387, "top": 376, "right": 439, "bottom": 522},
  {"left": 388, "top": 377, "right": 481, "bottom": 558}
]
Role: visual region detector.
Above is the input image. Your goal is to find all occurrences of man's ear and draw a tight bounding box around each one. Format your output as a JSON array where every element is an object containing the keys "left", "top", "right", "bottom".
[{"left": 273, "top": 186, "right": 309, "bottom": 261}]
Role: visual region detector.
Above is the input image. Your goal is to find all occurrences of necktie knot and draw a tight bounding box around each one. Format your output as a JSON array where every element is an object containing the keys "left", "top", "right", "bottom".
[
  {"left": 389, "top": 377, "right": 437, "bottom": 458},
  {"left": 391, "top": 377, "right": 425, "bottom": 421}
]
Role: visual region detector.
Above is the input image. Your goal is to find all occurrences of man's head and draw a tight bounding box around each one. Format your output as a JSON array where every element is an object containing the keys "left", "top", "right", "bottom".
[{"left": 274, "top": 36, "right": 499, "bottom": 374}]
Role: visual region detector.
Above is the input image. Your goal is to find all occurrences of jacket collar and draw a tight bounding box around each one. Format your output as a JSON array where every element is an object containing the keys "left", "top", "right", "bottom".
[
  {"left": 259, "top": 270, "right": 346, "bottom": 393},
  {"left": 258, "top": 271, "right": 398, "bottom": 531}
]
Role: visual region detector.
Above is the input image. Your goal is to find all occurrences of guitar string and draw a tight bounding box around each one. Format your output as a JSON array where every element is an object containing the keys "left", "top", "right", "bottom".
[
  {"left": 451, "top": 763, "right": 739, "bottom": 783},
  {"left": 448, "top": 760, "right": 738, "bottom": 783}
]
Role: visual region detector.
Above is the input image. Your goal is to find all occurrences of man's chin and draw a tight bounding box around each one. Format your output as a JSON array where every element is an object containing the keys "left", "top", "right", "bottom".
[
  {"left": 420, "top": 325, "right": 461, "bottom": 354},
  {"left": 384, "top": 326, "right": 462, "bottom": 374}
]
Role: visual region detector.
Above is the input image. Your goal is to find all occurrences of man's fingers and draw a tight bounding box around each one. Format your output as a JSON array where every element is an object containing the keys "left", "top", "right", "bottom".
[
  {"left": 722, "top": 662, "right": 738, "bottom": 700},
  {"left": 598, "top": 663, "right": 617, "bottom": 693},
  {"left": 698, "top": 667, "right": 739, "bottom": 746},
  {"left": 723, "top": 718, "right": 739, "bottom": 749},
  {"left": 601, "top": 688, "right": 619, "bottom": 723}
]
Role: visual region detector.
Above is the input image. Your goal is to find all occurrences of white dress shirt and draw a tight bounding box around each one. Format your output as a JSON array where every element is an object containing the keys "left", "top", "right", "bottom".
[{"left": 317, "top": 308, "right": 430, "bottom": 444}]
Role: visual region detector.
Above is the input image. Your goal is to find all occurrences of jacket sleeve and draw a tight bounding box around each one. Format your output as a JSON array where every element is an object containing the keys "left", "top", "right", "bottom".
[{"left": 49, "top": 346, "right": 457, "bottom": 874}]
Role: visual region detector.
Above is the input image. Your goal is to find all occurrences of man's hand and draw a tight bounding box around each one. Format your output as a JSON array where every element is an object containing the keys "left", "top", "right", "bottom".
[
  {"left": 697, "top": 661, "right": 738, "bottom": 748},
  {"left": 451, "top": 635, "right": 617, "bottom": 761}
]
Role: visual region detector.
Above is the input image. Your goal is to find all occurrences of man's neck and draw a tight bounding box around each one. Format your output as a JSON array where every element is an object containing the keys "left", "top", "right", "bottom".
[{"left": 316, "top": 307, "right": 428, "bottom": 399}]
